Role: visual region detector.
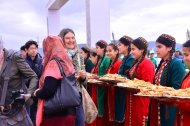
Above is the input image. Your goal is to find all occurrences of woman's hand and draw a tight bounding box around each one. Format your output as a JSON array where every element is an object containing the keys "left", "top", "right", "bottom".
[
  {"left": 34, "top": 89, "right": 40, "bottom": 97},
  {"left": 21, "top": 94, "right": 31, "bottom": 101},
  {"left": 79, "top": 70, "right": 87, "bottom": 80}
]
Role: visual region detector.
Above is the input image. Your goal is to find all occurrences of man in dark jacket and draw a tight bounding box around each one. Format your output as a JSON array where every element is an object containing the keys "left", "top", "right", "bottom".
[
  {"left": 25, "top": 40, "right": 43, "bottom": 78},
  {"left": 0, "top": 39, "right": 38, "bottom": 126},
  {"left": 24, "top": 40, "right": 43, "bottom": 125}
]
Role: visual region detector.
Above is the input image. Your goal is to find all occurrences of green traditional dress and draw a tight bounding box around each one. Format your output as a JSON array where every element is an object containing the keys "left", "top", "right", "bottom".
[
  {"left": 97, "top": 56, "right": 110, "bottom": 116},
  {"left": 160, "top": 58, "right": 185, "bottom": 126},
  {"left": 150, "top": 58, "right": 185, "bottom": 126},
  {"left": 115, "top": 54, "right": 134, "bottom": 122}
]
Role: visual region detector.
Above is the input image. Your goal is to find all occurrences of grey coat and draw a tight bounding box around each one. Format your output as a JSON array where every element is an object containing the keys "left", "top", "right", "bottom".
[{"left": 0, "top": 49, "right": 38, "bottom": 105}]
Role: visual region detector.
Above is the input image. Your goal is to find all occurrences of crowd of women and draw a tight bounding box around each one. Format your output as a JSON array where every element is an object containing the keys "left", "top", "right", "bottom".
[
  {"left": 81, "top": 33, "right": 190, "bottom": 126},
  {"left": 1, "top": 27, "right": 190, "bottom": 126}
]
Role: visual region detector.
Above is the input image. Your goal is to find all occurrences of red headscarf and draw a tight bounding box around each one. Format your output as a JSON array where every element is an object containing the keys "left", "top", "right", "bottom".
[{"left": 36, "top": 35, "right": 75, "bottom": 126}]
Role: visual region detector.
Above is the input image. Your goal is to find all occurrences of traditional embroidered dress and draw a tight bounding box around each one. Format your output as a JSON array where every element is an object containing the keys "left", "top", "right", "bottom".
[
  {"left": 96, "top": 56, "right": 110, "bottom": 126},
  {"left": 114, "top": 54, "right": 134, "bottom": 125},
  {"left": 85, "top": 65, "right": 98, "bottom": 126},
  {"left": 106, "top": 59, "right": 122, "bottom": 122},
  {"left": 174, "top": 72, "right": 190, "bottom": 126},
  {"left": 148, "top": 60, "right": 168, "bottom": 126},
  {"left": 107, "top": 59, "right": 122, "bottom": 74},
  {"left": 125, "top": 58, "right": 155, "bottom": 126},
  {"left": 149, "top": 58, "right": 185, "bottom": 126},
  {"left": 86, "top": 55, "right": 110, "bottom": 126}
]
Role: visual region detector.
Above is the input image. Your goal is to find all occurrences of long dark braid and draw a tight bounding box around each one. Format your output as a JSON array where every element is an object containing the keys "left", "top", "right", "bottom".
[
  {"left": 131, "top": 49, "right": 147, "bottom": 79},
  {"left": 93, "top": 55, "right": 104, "bottom": 74},
  {"left": 126, "top": 51, "right": 146, "bottom": 79},
  {"left": 155, "top": 59, "right": 164, "bottom": 75},
  {"left": 126, "top": 37, "right": 148, "bottom": 79},
  {"left": 93, "top": 56, "right": 100, "bottom": 73},
  {"left": 98, "top": 53, "right": 106, "bottom": 67},
  {"left": 86, "top": 52, "right": 90, "bottom": 63},
  {"left": 122, "top": 51, "right": 131, "bottom": 75},
  {"left": 127, "top": 43, "right": 131, "bottom": 54},
  {"left": 161, "top": 50, "right": 174, "bottom": 87},
  {"left": 153, "top": 59, "right": 164, "bottom": 84}
]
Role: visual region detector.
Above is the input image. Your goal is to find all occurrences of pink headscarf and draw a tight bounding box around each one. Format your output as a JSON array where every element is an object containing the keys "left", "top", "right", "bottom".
[{"left": 36, "top": 35, "right": 75, "bottom": 126}]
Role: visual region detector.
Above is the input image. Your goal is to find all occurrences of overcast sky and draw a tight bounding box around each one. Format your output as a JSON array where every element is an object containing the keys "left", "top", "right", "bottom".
[{"left": 0, "top": 0, "right": 190, "bottom": 50}]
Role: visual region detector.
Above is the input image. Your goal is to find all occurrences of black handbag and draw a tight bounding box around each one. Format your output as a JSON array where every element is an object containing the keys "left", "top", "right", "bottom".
[{"left": 44, "top": 58, "right": 81, "bottom": 115}]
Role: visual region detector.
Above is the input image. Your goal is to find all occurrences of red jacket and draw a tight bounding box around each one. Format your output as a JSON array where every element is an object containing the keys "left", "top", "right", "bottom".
[
  {"left": 125, "top": 58, "right": 155, "bottom": 126},
  {"left": 175, "top": 74, "right": 190, "bottom": 126},
  {"left": 107, "top": 59, "right": 122, "bottom": 121},
  {"left": 135, "top": 58, "right": 155, "bottom": 83},
  {"left": 107, "top": 59, "right": 122, "bottom": 74}
]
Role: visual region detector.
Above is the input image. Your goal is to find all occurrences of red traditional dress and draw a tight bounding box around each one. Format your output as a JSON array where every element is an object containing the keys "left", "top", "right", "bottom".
[
  {"left": 175, "top": 73, "right": 190, "bottom": 126},
  {"left": 107, "top": 59, "right": 122, "bottom": 74},
  {"left": 86, "top": 66, "right": 98, "bottom": 126},
  {"left": 86, "top": 56, "right": 111, "bottom": 126},
  {"left": 107, "top": 59, "right": 122, "bottom": 124},
  {"left": 125, "top": 58, "right": 155, "bottom": 126}
]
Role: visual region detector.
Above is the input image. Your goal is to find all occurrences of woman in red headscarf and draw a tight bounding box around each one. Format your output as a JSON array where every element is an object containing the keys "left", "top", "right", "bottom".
[{"left": 34, "top": 35, "right": 76, "bottom": 126}]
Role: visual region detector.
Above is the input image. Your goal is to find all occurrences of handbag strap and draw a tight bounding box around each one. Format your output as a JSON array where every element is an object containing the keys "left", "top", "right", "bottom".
[
  {"left": 52, "top": 58, "right": 65, "bottom": 77},
  {"left": 0, "top": 57, "right": 13, "bottom": 106}
]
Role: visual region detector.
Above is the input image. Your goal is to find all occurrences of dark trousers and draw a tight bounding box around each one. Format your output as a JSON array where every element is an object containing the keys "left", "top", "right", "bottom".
[
  {"left": 26, "top": 104, "right": 37, "bottom": 126},
  {"left": 75, "top": 96, "right": 85, "bottom": 126},
  {"left": 30, "top": 104, "right": 37, "bottom": 126}
]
